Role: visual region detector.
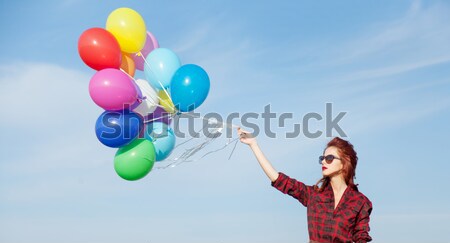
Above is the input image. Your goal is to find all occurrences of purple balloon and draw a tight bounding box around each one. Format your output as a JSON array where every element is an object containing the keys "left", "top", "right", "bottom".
[
  {"left": 133, "top": 31, "right": 159, "bottom": 71},
  {"left": 130, "top": 80, "right": 144, "bottom": 111},
  {"left": 89, "top": 68, "right": 138, "bottom": 111},
  {"left": 145, "top": 106, "right": 172, "bottom": 125}
]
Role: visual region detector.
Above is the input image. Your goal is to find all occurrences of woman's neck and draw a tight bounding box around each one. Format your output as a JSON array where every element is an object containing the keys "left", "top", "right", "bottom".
[{"left": 330, "top": 174, "right": 347, "bottom": 193}]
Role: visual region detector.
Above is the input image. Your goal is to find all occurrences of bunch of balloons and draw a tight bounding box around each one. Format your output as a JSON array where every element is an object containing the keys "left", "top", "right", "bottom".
[{"left": 78, "top": 8, "right": 210, "bottom": 181}]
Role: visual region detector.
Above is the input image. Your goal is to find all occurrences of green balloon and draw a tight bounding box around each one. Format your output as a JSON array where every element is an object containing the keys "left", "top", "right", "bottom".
[{"left": 114, "top": 138, "right": 156, "bottom": 181}]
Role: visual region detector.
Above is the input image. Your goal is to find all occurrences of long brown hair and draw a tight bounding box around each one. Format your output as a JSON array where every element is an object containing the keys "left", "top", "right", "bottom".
[{"left": 313, "top": 137, "right": 359, "bottom": 192}]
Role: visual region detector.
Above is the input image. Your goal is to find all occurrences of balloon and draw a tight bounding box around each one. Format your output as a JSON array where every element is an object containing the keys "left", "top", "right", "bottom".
[
  {"left": 78, "top": 27, "right": 121, "bottom": 70},
  {"left": 114, "top": 138, "right": 155, "bottom": 181},
  {"left": 120, "top": 53, "right": 136, "bottom": 77},
  {"left": 170, "top": 64, "right": 210, "bottom": 112},
  {"left": 132, "top": 79, "right": 159, "bottom": 118},
  {"left": 95, "top": 110, "right": 143, "bottom": 148},
  {"left": 145, "top": 122, "right": 175, "bottom": 161},
  {"left": 144, "top": 48, "right": 181, "bottom": 90},
  {"left": 106, "top": 8, "right": 146, "bottom": 53},
  {"left": 159, "top": 90, "right": 176, "bottom": 114},
  {"left": 129, "top": 79, "right": 143, "bottom": 111},
  {"left": 133, "top": 31, "right": 159, "bottom": 71},
  {"left": 145, "top": 106, "right": 172, "bottom": 125},
  {"left": 89, "top": 68, "right": 138, "bottom": 111}
]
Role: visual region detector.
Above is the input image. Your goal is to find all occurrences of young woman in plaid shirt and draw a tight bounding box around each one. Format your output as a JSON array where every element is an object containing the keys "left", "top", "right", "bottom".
[{"left": 238, "top": 127, "right": 372, "bottom": 243}]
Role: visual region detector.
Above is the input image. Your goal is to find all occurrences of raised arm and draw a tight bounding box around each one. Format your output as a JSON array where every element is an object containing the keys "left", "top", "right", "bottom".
[
  {"left": 237, "top": 127, "right": 279, "bottom": 182},
  {"left": 237, "top": 127, "right": 311, "bottom": 206}
]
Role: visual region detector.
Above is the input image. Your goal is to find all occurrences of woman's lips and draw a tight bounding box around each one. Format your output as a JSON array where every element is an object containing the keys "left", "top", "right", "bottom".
[{"left": 322, "top": 166, "right": 327, "bottom": 171}]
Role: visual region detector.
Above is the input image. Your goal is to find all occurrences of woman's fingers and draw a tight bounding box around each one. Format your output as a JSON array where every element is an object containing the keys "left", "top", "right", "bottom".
[
  {"left": 240, "top": 131, "right": 252, "bottom": 139},
  {"left": 237, "top": 127, "right": 250, "bottom": 134}
]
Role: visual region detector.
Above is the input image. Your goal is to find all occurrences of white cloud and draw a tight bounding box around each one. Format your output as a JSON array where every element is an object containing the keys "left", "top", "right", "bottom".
[
  {"left": 326, "top": 1, "right": 450, "bottom": 67},
  {"left": 0, "top": 62, "right": 106, "bottom": 166},
  {"left": 0, "top": 62, "right": 116, "bottom": 202},
  {"left": 0, "top": 62, "right": 96, "bottom": 128},
  {"left": 332, "top": 55, "right": 450, "bottom": 84}
]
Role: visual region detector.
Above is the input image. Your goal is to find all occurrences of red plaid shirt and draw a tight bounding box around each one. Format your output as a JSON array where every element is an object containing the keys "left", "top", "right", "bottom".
[{"left": 272, "top": 172, "right": 372, "bottom": 243}]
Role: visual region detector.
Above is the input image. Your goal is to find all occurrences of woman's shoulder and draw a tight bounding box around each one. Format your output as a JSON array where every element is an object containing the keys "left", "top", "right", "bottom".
[{"left": 349, "top": 187, "right": 372, "bottom": 208}]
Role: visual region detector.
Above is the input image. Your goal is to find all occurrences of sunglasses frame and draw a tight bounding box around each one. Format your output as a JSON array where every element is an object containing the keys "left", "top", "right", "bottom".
[{"left": 319, "top": 154, "right": 341, "bottom": 164}]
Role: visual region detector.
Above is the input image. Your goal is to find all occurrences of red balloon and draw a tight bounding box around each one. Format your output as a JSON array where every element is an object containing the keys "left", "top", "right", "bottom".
[{"left": 78, "top": 28, "right": 122, "bottom": 70}]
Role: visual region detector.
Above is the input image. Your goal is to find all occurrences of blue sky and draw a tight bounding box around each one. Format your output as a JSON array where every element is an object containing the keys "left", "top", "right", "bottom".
[{"left": 1, "top": 0, "right": 450, "bottom": 242}]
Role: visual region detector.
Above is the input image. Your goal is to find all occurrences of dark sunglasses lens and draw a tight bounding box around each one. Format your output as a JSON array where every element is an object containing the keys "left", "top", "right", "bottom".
[
  {"left": 318, "top": 156, "right": 324, "bottom": 164},
  {"left": 325, "top": 155, "right": 335, "bottom": 163}
]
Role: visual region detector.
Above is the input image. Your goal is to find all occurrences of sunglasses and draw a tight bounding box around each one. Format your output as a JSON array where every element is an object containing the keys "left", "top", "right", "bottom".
[{"left": 319, "top": 155, "right": 341, "bottom": 164}]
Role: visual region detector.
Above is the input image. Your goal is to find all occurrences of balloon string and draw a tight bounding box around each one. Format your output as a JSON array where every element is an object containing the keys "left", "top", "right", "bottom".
[
  {"left": 154, "top": 117, "right": 240, "bottom": 170},
  {"left": 171, "top": 121, "right": 208, "bottom": 149},
  {"left": 164, "top": 121, "right": 212, "bottom": 163},
  {"left": 154, "top": 137, "right": 240, "bottom": 169},
  {"left": 120, "top": 68, "right": 136, "bottom": 80},
  {"left": 228, "top": 138, "right": 239, "bottom": 160},
  {"left": 201, "top": 137, "right": 239, "bottom": 160},
  {"left": 138, "top": 51, "right": 176, "bottom": 111},
  {"left": 181, "top": 111, "right": 240, "bottom": 129},
  {"left": 143, "top": 112, "right": 175, "bottom": 124}
]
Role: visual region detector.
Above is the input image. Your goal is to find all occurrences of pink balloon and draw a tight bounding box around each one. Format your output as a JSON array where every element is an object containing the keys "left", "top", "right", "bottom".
[
  {"left": 89, "top": 68, "right": 138, "bottom": 111},
  {"left": 133, "top": 31, "right": 159, "bottom": 71}
]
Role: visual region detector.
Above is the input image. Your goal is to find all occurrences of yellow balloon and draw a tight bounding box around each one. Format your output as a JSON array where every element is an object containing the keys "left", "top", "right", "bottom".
[
  {"left": 159, "top": 90, "right": 176, "bottom": 114},
  {"left": 106, "top": 8, "right": 146, "bottom": 53}
]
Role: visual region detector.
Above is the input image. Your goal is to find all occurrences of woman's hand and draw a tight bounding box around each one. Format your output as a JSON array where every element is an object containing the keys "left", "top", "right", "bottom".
[{"left": 237, "top": 127, "right": 257, "bottom": 146}]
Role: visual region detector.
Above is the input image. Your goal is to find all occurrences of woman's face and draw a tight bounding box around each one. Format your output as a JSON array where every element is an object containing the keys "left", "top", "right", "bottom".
[{"left": 321, "top": 146, "right": 344, "bottom": 177}]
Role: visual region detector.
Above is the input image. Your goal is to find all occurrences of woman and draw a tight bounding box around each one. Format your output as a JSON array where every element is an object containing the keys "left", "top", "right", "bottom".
[{"left": 237, "top": 127, "right": 372, "bottom": 243}]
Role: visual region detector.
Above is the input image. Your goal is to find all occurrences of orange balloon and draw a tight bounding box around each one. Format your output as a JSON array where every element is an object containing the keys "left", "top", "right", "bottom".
[{"left": 120, "top": 53, "right": 136, "bottom": 77}]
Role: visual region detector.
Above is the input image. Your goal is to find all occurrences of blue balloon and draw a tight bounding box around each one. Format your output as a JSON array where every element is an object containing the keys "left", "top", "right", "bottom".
[
  {"left": 170, "top": 64, "right": 210, "bottom": 112},
  {"left": 95, "top": 110, "right": 143, "bottom": 148},
  {"left": 144, "top": 122, "right": 176, "bottom": 161},
  {"left": 144, "top": 48, "right": 181, "bottom": 90}
]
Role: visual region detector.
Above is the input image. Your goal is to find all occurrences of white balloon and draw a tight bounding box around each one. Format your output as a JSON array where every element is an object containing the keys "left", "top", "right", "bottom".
[{"left": 132, "top": 79, "right": 159, "bottom": 118}]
